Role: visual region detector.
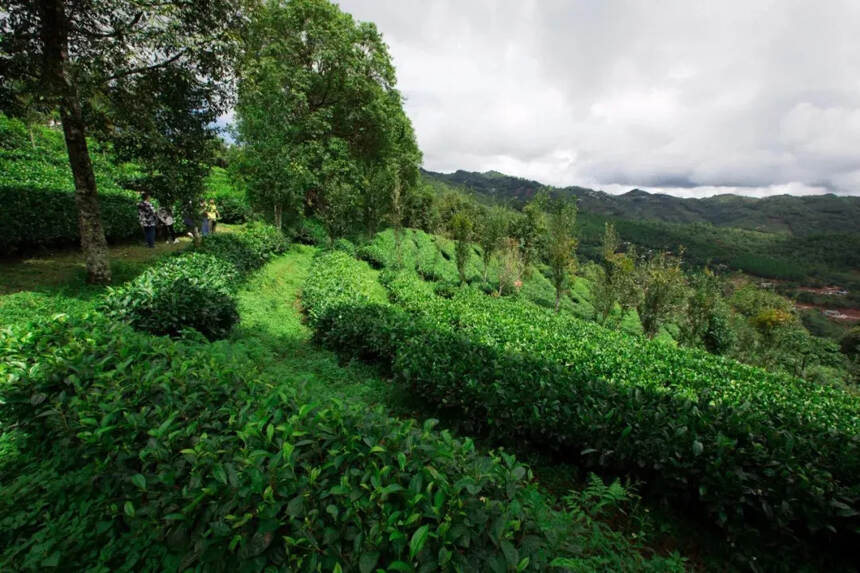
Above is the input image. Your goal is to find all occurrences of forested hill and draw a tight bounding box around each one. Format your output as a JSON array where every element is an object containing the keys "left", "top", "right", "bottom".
[{"left": 422, "top": 168, "right": 860, "bottom": 236}]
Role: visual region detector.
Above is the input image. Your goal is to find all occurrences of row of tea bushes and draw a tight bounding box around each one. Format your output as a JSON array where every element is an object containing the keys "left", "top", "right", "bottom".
[
  {"left": 356, "top": 228, "right": 597, "bottom": 320},
  {"left": 0, "top": 114, "right": 144, "bottom": 250},
  {"left": 304, "top": 262, "right": 860, "bottom": 544}
]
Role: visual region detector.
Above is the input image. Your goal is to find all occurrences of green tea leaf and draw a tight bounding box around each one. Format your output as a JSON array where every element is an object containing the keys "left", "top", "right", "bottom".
[{"left": 409, "top": 524, "right": 430, "bottom": 560}]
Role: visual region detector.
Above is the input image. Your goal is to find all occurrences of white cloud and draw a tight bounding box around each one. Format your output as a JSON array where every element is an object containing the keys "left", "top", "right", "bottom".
[{"left": 336, "top": 0, "right": 860, "bottom": 196}]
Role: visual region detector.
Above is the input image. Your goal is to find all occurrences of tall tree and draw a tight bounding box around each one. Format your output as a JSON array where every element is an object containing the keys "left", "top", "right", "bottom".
[
  {"left": 681, "top": 269, "right": 734, "bottom": 354},
  {"left": 1, "top": 0, "right": 240, "bottom": 283},
  {"left": 236, "top": 0, "right": 420, "bottom": 234},
  {"left": 497, "top": 237, "right": 525, "bottom": 296},
  {"left": 109, "top": 66, "right": 222, "bottom": 220},
  {"left": 636, "top": 250, "right": 688, "bottom": 338},
  {"left": 477, "top": 206, "right": 509, "bottom": 283},
  {"left": 589, "top": 223, "right": 639, "bottom": 326},
  {"left": 450, "top": 211, "right": 474, "bottom": 284},
  {"left": 511, "top": 192, "right": 547, "bottom": 275},
  {"left": 545, "top": 199, "right": 578, "bottom": 312}
]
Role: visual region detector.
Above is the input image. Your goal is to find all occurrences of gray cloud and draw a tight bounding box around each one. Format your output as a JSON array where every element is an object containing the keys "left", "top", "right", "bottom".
[{"left": 337, "top": 0, "right": 860, "bottom": 196}]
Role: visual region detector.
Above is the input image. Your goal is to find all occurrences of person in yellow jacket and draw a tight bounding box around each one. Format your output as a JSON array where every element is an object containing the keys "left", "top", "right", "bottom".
[{"left": 206, "top": 200, "right": 220, "bottom": 233}]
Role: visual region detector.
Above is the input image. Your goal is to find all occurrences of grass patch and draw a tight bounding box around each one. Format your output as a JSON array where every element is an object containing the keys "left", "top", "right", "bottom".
[{"left": 231, "top": 244, "right": 390, "bottom": 405}]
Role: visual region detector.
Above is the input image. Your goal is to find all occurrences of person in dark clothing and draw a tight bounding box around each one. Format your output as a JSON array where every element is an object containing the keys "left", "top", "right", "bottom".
[
  {"left": 157, "top": 206, "right": 179, "bottom": 244},
  {"left": 199, "top": 200, "right": 210, "bottom": 236},
  {"left": 138, "top": 193, "right": 158, "bottom": 248},
  {"left": 182, "top": 201, "right": 197, "bottom": 237}
]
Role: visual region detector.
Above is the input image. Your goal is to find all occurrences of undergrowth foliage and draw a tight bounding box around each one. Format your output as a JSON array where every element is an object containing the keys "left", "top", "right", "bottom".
[
  {"left": 0, "top": 314, "right": 682, "bottom": 572},
  {"left": 304, "top": 257, "right": 860, "bottom": 548}
]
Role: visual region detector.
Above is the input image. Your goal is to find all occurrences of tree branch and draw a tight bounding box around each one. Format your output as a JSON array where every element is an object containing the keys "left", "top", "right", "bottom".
[
  {"left": 106, "top": 48, "right": 189, "bottom": 81},
  {"left": 79, "top": 12, "right": 143, "bottom": 39}
]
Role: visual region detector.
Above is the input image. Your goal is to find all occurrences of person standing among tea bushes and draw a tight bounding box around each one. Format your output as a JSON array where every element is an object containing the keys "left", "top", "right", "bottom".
[
  {"left": 200, "top": 200, "right": 210, "bottom": 236},
  {"left": 157, "top": 206, "right": 179, "bottom": 244},
  {"left": 138, "top": 193, "right": 158, "bottom": 248},
  {"left": 207, "top": 199, "right": 220, "bottom": 234}
]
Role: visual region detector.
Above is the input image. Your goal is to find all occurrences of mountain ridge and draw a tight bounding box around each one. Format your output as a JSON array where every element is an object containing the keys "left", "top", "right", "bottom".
[{"left": 421, "top": 168, "right": 860, "bottom": 236}]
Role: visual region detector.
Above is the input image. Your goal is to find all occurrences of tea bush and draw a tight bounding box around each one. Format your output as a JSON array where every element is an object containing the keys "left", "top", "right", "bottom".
[
  {"left": 0, "top": 186, "right": 140, "bottom": 251},
  {"left": 0, "top": 315, "right": 682, "bottom": 572},
  {"left": 197, "top": 222, "right": 288, "bottom": 274},
  {"left": 101, "top": 223, "right": 286, "bottom": 339},
  {"left": 305, "top": 260, "right": 860, "bottom": 544},
  {"left": 358, "top": 229, "right": 471, "bottom": 282},
  {"left": 359, "top": 228, "right": 595, "bottom": 317},
  {"left": 356, "top": 243, "right": 388, "bottom": 269},
  {"left": 301, "top": 250, "right": 388, "bottom": 326},
  {"left": 332, "top": 237, "right": 357, "bottom": 256},
  {"left": 101, "top": 253, "right": 240, "bottom": 339}
]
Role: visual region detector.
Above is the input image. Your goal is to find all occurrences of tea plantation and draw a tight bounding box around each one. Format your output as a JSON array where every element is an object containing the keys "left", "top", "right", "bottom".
[{"left": 0, "top": 227, "right": 686, "bottom": 572}]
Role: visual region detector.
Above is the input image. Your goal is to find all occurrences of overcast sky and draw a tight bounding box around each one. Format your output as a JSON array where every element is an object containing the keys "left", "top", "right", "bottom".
[{"left": 336, "top": 0, "right": 860, "bottom": 197}]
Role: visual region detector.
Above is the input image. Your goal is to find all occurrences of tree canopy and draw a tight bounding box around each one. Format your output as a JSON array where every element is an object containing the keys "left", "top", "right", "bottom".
[
  {"left": 1, "top": 0, "right": 242, "bottom": 281},
  {"left": 235, "top": 0, "right": 420, "bottom": 235}
]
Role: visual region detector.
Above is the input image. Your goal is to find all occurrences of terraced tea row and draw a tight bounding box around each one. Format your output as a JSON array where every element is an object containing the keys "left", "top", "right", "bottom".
[{"left": 303, "top": 254, "right": 860, "bottom": 544}]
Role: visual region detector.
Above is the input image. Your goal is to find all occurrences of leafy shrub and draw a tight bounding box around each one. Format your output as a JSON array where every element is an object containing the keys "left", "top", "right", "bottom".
[
  {"left": 356, "top": 243, "right": 388, "bottom": 268},
  {"left": 100, "top": 223, "right": 284, "bottom": 340},
  {"left": 101, "top": 253, "right": 240, "bottom": 339},
  {"left": 195, "top": 234, "right": 259, "bottom": 273},
  {"left": 241, "top": 221, "right": 289, "bottom": 255},
  {"left": 0, "top": 315, "right": 681, "bottom": 572},
  {"left": 313, "top": 303, "right": 412, "bottom": 368},
  {"left": 306, "top": 261, "right": 860, "bottom": 545},
  {"left": 294, "top": 216, "right": 328, "bottom": 245},
  {"left": 434, "top": 281, "right": 460, "bottom": 299},
  {"left": 211, "top": 192, "right": 253, "bottom": 224},
  {"left": 0, "top": 186, "right": 140, "bottom": 250},
  {"left": 332, "top": 237, "right": 357, "bottom": 256}
]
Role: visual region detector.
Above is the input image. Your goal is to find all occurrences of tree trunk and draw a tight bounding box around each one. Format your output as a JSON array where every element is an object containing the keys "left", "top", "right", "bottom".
[
  {"left": 40, "top": 0, "right": 111, "bottom": 284},
  {"left": 555, "top": 288, "right": 561, "bottom": 313},
  {"left": 273, "top": 203, "right": 283, "bottom": 229}
]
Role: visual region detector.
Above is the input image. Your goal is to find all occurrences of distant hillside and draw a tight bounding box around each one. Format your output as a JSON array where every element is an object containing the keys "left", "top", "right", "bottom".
[{"left": 422, "top": 169, "right": 860, "bottom": 236}]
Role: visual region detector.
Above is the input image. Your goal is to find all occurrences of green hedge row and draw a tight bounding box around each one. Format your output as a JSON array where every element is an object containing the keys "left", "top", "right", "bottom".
[
  {"left": 301, "top": 250, "right": 388, "bottom": 326},
  {"left": 0, "top": 185, "right": 140, "bottom": 250},
  {"left": 101, "top": 223, "right": 287, "bottom": 339},
  {"left": 304, "top": 264, "right": 860, "bottom": 544},
  {"left": 357, "top": 228, "right": 596, "bottom": 319},
  {"left": 0, "top": 314, "right": 682, "bottom": 572},
  {"left": 196, "top": 222, "right": 289, "bottom": 274},
  {"left": 356, "top": 228, "right": 479, "bottom": 284},
  {"left": 0, "top": 114, "right": 149, "bottom": 251}
]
